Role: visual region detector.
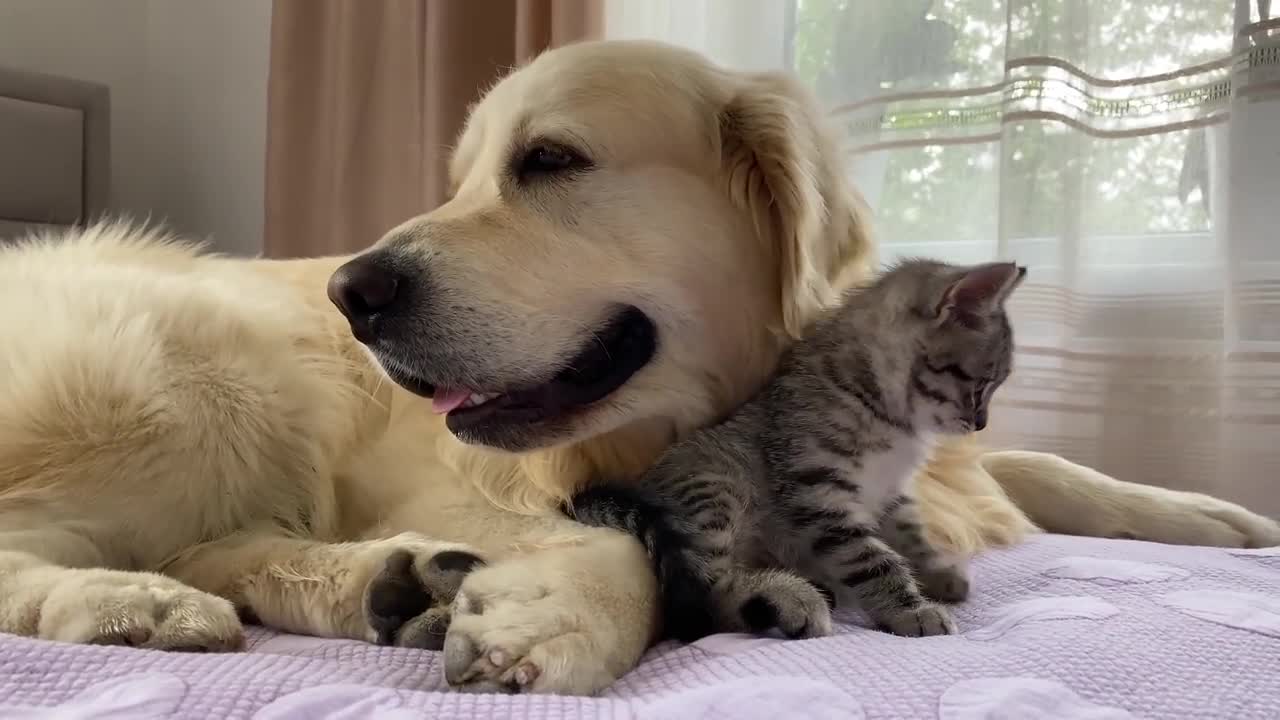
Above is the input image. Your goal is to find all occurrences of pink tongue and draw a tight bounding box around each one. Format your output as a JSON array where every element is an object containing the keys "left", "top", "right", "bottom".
[{"left": 431, "top": 388, "right": 473, "bottom": 415}]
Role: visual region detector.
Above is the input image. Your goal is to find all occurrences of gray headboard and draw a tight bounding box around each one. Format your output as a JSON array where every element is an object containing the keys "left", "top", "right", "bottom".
[{"left": 0, "top": 66, "right": 110, "bottom": 240}]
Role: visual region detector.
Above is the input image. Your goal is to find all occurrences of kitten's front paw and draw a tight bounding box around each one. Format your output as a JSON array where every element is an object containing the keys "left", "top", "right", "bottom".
[
  {"left": 735, "top": 570, "right": 833, "bottom": 639},
  {"left": 917, "top": 562, "right": 970, "bottom": 603},
  {"left": 877, "top": 602, "right": 957, "bottom": 637},
  {"left": 363, "top": 541, "right": 486, "bottom": 649}
]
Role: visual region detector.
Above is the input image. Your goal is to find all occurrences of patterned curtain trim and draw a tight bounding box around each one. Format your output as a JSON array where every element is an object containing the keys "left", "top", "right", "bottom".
[
  {"left": 1238, "top": 18, "right": 1280, "bottom": 98},
  {"left": 833, "top": 45, "right": 1280, "bottom": 153}
]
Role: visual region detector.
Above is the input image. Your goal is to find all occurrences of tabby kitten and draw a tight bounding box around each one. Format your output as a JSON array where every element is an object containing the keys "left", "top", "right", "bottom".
[{"left": 571, "top": 259, "right": 1025, "bottom": 642}]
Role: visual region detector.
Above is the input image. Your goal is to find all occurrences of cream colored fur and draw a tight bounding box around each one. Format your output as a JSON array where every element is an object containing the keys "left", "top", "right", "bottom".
[{"left": 0, "top": 41, "right": 1275, "bottom": 695}]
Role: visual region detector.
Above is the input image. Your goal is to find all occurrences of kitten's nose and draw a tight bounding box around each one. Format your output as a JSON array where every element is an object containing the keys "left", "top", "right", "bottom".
[{"left": 972, "top": 408, "right": 988, "bottom": 431}]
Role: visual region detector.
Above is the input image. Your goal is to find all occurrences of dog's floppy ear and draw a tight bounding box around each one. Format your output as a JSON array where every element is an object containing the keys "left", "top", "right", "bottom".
[{"left": 719, "top": 71, "right": 875, "bottom": 338}]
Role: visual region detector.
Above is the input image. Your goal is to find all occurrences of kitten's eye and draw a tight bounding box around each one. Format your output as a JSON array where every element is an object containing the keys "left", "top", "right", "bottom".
[{"left": 517, "top": 144, "right": 588, "bottom": 180}]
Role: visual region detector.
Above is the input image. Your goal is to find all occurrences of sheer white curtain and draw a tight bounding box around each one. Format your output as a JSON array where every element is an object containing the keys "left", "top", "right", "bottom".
[{"left": 606, "top": 0, "right": 1280, "bottom": 515}]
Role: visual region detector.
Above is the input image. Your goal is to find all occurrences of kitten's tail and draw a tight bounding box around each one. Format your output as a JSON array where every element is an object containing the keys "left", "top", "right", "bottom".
[{"left": 568, "top": 484, "right": 717, "bottom": 642}]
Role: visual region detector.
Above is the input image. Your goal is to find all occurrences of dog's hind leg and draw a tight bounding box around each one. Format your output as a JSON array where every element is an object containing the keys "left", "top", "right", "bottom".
[{"left": 982, "top": 450, "right": 1280, "bottom": 548}]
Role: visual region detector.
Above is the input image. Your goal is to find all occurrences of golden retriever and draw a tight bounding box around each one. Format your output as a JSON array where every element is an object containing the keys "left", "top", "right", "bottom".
[{"left": 0, "top": 40, "right": 1275, "bottom": 695}]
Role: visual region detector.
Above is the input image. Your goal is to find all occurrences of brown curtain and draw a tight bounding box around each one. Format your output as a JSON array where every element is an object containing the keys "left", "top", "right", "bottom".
[{"left": 262, "top": 0, "right": 602, "bottom": 258}]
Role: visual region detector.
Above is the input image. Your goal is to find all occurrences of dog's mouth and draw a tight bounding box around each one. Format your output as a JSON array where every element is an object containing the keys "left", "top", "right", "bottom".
[{"left": 385, "top": 307, "right": 657, "bottom": 447}]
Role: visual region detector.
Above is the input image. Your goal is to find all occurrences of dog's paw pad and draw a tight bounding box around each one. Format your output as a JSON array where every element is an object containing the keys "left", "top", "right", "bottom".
[
  {"left": 363, "top": 544, "right": 486, "bottom": 647},
  {"left": 366, "top": 550, "right": 432, "bottom": 644},
  {"left": 431, "top": 550, "right": 485, "bottom": 574}
]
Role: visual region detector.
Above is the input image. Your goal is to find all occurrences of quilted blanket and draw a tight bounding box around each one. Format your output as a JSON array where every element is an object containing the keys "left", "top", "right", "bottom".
[{"left": 1, "top": 534, "right": 1278, "bottom": 719}]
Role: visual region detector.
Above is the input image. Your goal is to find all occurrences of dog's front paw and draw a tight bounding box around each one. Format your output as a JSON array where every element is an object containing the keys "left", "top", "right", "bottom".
[
  {"left": 362, "top": 537, "right": 485, "bottom": 650},
  {"left": 39, "top": 569, "right": 244, "bottom": 651},
  {"left": 441, "top": 564, "right": 625, "bottom": 695},
  {"left": 876, "top": 602, "right": 957, "bottom": 637}
]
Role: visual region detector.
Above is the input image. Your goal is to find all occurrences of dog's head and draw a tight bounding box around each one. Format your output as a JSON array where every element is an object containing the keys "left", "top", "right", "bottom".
[{"left": 329, "top": 40, "right": 873, "bottom": 453}]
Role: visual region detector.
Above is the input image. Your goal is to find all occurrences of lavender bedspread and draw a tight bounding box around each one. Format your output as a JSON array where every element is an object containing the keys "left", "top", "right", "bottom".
[{"left": 2, "top": 534, "right": 1278, "bottom": 719}]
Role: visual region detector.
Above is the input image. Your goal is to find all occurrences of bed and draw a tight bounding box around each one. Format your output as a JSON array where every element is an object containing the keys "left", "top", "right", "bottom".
[{"left": 1, "top": 534, "right": 1277, "bottom": 719}]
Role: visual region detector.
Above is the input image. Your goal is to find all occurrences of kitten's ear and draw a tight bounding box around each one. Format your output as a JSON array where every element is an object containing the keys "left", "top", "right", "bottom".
[{"left": 937, "top": 262, "right": 1026, "bottom": 318}]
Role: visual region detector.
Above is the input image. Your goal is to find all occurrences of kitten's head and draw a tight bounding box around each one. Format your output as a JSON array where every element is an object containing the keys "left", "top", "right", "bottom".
[{"left": 877, "top": 259, "right": 1026, "bottom": 435}]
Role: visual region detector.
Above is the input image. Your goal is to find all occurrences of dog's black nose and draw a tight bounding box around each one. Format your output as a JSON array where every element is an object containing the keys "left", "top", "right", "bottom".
[{"left": 328, "top": 255, "right": 400, "bottom": 342}]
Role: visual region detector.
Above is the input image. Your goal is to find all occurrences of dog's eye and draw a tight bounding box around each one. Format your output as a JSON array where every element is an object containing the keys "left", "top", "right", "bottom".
[{"left": 517, "top": 144, "right": 587, "bottom": 180}]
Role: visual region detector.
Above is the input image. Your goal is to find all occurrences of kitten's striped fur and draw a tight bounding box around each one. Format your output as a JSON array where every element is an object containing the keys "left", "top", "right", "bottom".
[{"left": 572, "top": 259, "right": 1025, "bottom": 641}]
